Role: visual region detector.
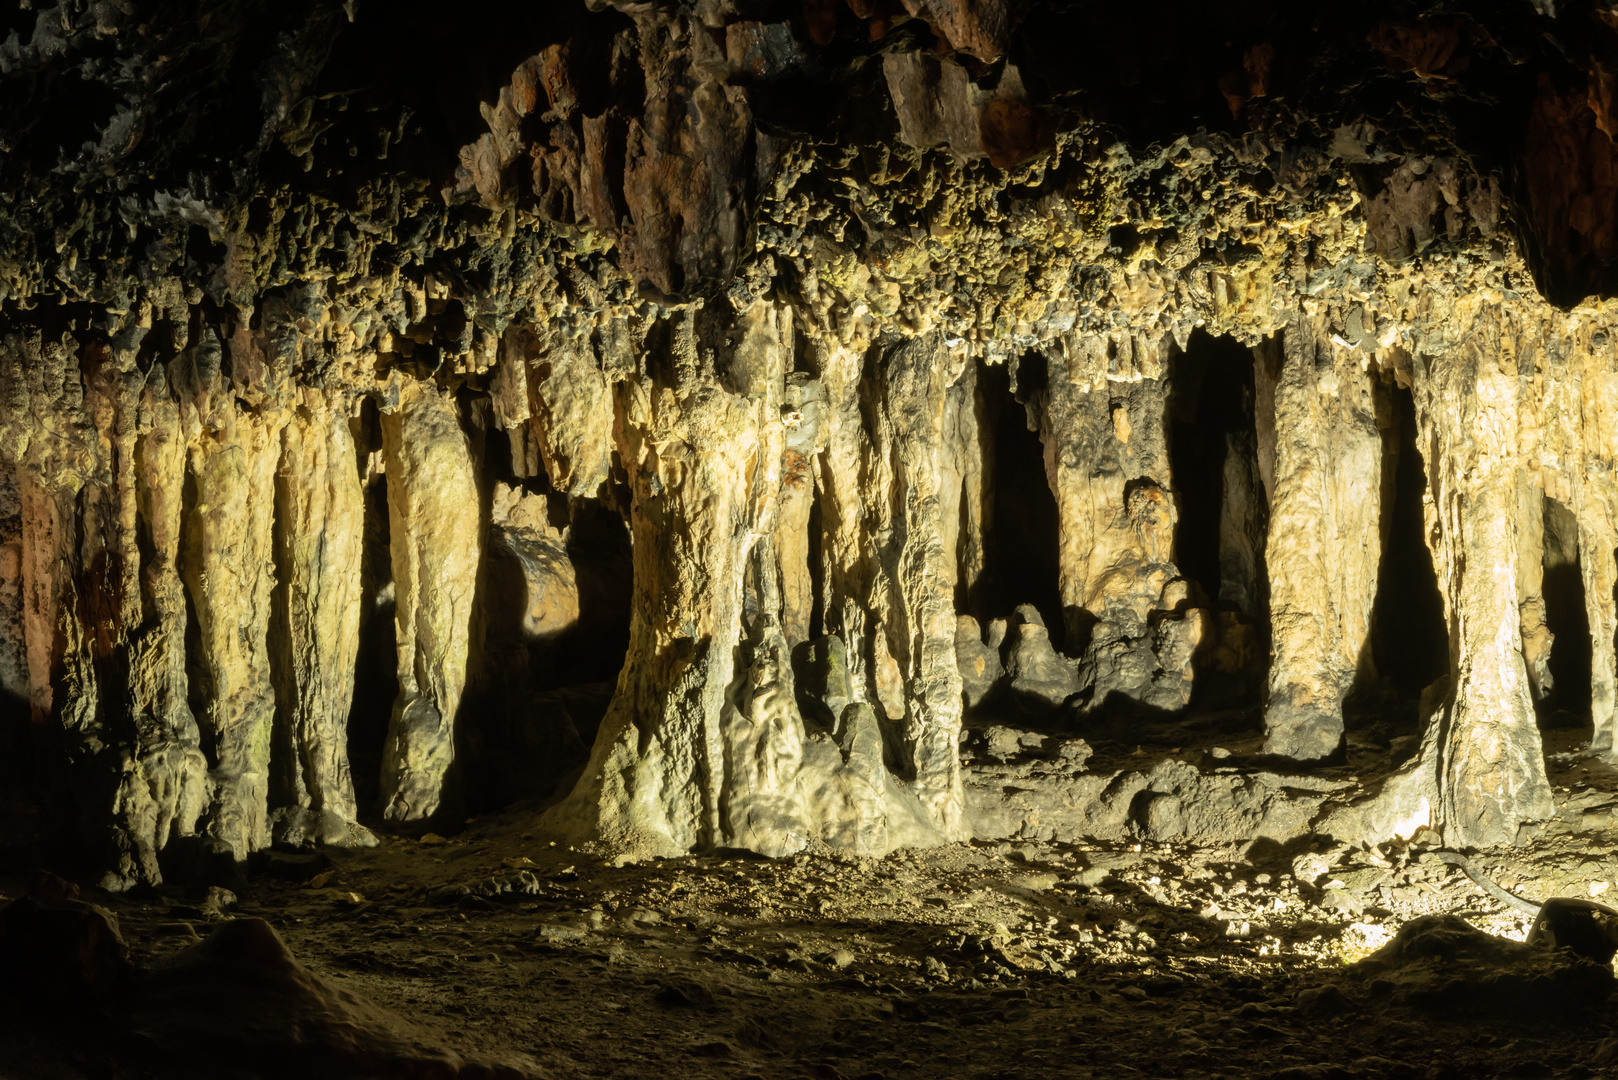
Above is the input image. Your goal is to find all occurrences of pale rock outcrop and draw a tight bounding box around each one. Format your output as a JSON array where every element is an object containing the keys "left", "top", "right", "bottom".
[
  {"left": 377, "top": 382, "right": 481, "bottom": 827},
  {"left": 487, "top": 483, "right": 580, "bottom": 641}
]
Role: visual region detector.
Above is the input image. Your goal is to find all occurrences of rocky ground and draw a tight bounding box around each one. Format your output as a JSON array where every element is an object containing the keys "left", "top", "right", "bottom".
[{"left": 5, "top": 727, "right": 1618, "bottom": 1080}]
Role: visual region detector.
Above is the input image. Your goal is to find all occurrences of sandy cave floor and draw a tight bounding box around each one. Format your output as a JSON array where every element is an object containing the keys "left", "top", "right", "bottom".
[{"left": 7, "top": 729, "right": 1618, "bottom": 1080}]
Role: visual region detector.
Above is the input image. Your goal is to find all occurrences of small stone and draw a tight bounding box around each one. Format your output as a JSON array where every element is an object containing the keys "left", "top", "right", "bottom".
[
  {"left": 826, "top": 948, "right": 856, "bottom": 970},
  {"left": 1296, "top": 985, "right": 1352, "bottom": 1018},
  {"left": 202, "top": 886, "right": 237, "bottom": 912},
  {"left": 1318, "top": 888, "right": 1364, "bottom": 915},
  {"left": 419, "top": 833, "right": 448, "bottom": 846},
  {"left": 1291, "top": 851, "right": 1333, "bottom": 886}
]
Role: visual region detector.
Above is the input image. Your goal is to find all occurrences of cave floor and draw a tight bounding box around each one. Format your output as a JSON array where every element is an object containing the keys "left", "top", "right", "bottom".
[{"left": 9, "top": 733, "right": 1618, "bottom": 1080}]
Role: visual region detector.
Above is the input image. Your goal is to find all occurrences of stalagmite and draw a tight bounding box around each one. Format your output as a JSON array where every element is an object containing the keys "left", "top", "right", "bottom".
[{"left": 377, "top": 382, "right": 481, "bottom": 827}]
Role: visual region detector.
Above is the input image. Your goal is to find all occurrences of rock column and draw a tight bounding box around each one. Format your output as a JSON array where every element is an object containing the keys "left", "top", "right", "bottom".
[
  {"left": 818, "top": 333, "right": 967, "bottom": 839},
  {"left": 1414, "top": 305, "right": 1554, "bottom": 847},
  {"left": 377, "top": 382, "right": 481, "bottom": 826},
  {"left": 178, "top": 350, "right": 285, "bottom": 866},
  {"left": 1255, "top": 317, "right": 1385, "bottom": 761},
  {"left": 554, "top": 302, "right": 800, "bottom": 856},
  {"left": 272, "top": 393, "right": 371, "bottom": 847}
]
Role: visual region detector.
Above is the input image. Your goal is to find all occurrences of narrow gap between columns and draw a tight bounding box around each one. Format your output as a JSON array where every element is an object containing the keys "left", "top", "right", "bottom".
[
  {"left": 1363, "top": 383, "right": 1449, "bottom": 733},
  {"left": 1540, "top": 495, "right": 1592, "bottom": 731},
  {"left": 346, "top": 397, "right": 397, "bottom": 814}
]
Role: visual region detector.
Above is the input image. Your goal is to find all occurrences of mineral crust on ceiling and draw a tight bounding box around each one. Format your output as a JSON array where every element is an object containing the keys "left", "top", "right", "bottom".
[{"left": 2, "top": 0, "right": 1618, "bottom": 887}]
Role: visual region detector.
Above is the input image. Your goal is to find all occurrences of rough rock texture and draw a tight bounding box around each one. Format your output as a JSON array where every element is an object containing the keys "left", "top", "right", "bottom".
[
  {"left": 6, "top": 0, "right": 1618, "bottom": 880},
  {"left": 1255, "top": 319, "right": 1386, "bottom": 762},
  {"left": 377, "top": 383, "right": 481, "bottom": 828},
  {"left": 271, "top": 399, "right": 371, "bottom": 849}
]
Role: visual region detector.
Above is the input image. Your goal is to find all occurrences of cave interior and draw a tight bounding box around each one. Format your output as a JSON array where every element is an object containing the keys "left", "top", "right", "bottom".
[{"left": 7, "top": 0, "right": 1618, "bottom": 1077}]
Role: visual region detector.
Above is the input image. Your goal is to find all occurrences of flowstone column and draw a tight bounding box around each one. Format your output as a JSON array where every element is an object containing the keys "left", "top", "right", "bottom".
[
  {"left": 1255, "top": 317, "right": 1385, "bottom": 762},
  {"left": 377, "top": 381, "right": 481, "bottom": 827},
  {"left": 272, "top": 393, "right": 372, "bottom": 847},
  {"left": 2, "top": 327, "right": 208, "bottom": 886},
  {"left": 179, "top": 363, "right": 285, "bottom": 865},
  {"left": 1414, "top": 306, "right": 1553, "bottom": 847},
  {"left": 817, "top": 332, "right": 968, "bottom": 840},
  {"left": 1033, "top": 330, "right": 1202, "bottom": 712},
  {"left": 552, "top": 301, "right": 806, "bottom": 857}
]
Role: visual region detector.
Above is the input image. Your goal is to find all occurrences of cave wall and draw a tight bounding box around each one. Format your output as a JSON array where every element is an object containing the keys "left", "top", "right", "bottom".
[{"left": 5, "top": 0, "right": 1618, "bottom": 880}]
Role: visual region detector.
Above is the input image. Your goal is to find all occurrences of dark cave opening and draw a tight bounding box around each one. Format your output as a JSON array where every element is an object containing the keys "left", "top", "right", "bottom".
[
  {"left": 808, "top": 480, "right": 826, "bottom": 642},
  {"left": 976, "top": 358, "right": 1064, "bottom": 640},
  {"left": 1368, "top": 386, "right": 1450, "bottom": 697},
  {"left": 1541, "top": 495, "right": 1592, "bottom": 725},
  {"left": 1166, "top": 330, "right": 1262, "bottom": 610},
  {"left": 346, "top": 398, "right": 398, "bottom": 813},
  {"left": 463, "top": 421, "right": 633, "bottom": 814}
]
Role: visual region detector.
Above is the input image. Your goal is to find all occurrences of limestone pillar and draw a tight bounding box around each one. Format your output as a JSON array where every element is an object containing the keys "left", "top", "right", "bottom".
[
  {"left": 1255, "top": 318, "right": 1385, "bottom": 762},
  {"left": 377, "top": 382, "right": 481, "bottom": 826},
  {"left": 272, "top": 393, "right": 372, "bottom": 847},
  {"left": 1413, "top": 307, "right": 1554, "bottom": 847}
]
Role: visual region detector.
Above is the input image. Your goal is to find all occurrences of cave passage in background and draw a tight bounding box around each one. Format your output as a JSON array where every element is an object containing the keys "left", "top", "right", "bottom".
[
  {"left": 346, "top": 397, "right": 397, "bottom": 811},
  {"left": 1542, "top": 495, "right": 1592, "bottom": 722},
  {"left": 1167, "top": 330, "right": 1260, "bottom": 608},
  {"left": 1369, "top": 385, "right": 1450, "bottom": 696},
  {"left": 978, "top": 358, "right": 1064, "bottom": 637}
]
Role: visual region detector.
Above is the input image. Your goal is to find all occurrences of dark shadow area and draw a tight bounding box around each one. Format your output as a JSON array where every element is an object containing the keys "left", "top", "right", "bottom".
[
  {"left": 1541, "top": 496, "right": 1591, "bottom": 727},
  {"left": 346, "top": 398, "right": 397, "bottom": 814},
  {"left": 1367, "top": 386, "right": 1450, "bottom": 699},
  {"left": 1165, "top": 330, "right": 1267, "bottom": 712},
  {"left": 460, "top": 412, "right": 632, "bottom": 815},
  {"left": 0, "top": 466, "right": 46, "bottom": 866},
  {"left": 973, "top": 359, "right": 1064, "bottom": 639},
  {"left": 1167, "top": 330, "right": 1262, "bottom": 608}
]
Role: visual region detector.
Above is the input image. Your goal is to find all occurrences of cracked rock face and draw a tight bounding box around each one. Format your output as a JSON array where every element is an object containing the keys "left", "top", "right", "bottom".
[{"left": 4, "top": 0, "right": 1618, "bottom": 883}]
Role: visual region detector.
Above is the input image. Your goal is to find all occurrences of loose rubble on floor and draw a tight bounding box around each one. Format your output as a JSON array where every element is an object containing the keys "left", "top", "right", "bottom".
[{"left": 3, "top": 724, "right": 1618, "bottom": 1080}]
